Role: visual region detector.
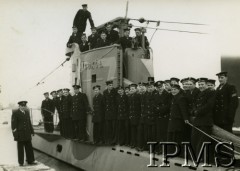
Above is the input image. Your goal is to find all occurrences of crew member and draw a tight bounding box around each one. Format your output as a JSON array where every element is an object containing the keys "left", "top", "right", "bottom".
[
  {"left": 129, "top": 84, "right": 141, "bottom": 148},
  {"left": 79, "top": 33, "right": 89, "bottom": 52},
  {"left": 116, "top": 86, "right": 129, "bottom": 146},
  {"left": 92, "top": 85, "right": 105, "bottom": 144},
  {"left": 105, "top": 22, "right": 119, "bottom": 44},
  {"left": 103, "top": 80, "right": 117, "bottom": 144},
  {"left": 62, "top": 88, "right": 74, "bottom": 138},
  {"left": 118, "top": 28, "right": 132, "bottom": 51},
  {"left": 154, "top": 81, "right": 172, "bottom": 144},
  {"left": 167, "top": 84, "right": 189, "bottom": 154},
  {"left": 41, "top": 92, "right": 55, "bottom": 133},
  {"left": 145, "top": 81, "right": 157, "bottom": 142},
  {"left": 133, "top": 28, "right": 149, "bottom": 50},
  {"left": 73, "top": 4, "right": 94, "bottom": 35},
  {"left": 11, "top": 101, "right": 37, "bottom": 166},
  {"left": 71, "top": 85, "right": 89, "bottom": 141},
  {"left": 191, "top": 78, "right": 215, "bottom": 155},
  {"left": 96, "top": 31, "right": 110, "bottom": 48},
  {"left": 88, "top": 27, "right": 100, "bottom": 49},
  {"left": 214, "top": 71, "right": 239, "bottom": 132},
  {"left": 66, "top": 26, "right": 82, "bottom": 48}
]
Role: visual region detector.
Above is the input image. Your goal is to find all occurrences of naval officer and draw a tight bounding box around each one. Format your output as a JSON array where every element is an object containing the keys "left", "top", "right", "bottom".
[
  {"left": 11, "top": 101, "right": 37, "bottom": 166},
  {"left": 214, "top": 71, "right": 239, "bottom": 132}
]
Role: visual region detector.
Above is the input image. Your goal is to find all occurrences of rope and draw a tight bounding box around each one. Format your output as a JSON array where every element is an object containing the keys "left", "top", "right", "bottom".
[
  {"left": 18, "top": 58, "right": 69, "bottom": 98},
  {"left": 187, "top": 122, "right": 240, "bottom": 155},
  {"left": 130, "top": 18, "right": 207, "bottom": 26},
  {"left": 131, "top": 25, "right": 207, "bottom": 35}
]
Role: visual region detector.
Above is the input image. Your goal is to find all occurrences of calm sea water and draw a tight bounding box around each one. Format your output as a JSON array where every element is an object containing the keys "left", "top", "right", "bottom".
[{"left": 0, "top": 109, "right": 82, "bottom": 171}]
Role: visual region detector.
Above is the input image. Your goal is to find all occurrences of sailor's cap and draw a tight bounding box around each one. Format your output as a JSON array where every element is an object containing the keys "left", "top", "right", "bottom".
[
  {"left": 197, "top": 78, "right": 208, "bottom": 83},
  {"left": 170, "top": 77, "right": 180, "bottom": 83},
  {"left": 72, "top": 85, "right": 81, "bottom": 89},
  {"left": 50, "top": 91, "right": 57, "bottom": 95},
  {"left": 18, "top": 101, "right": 28, "bottom": 106},
  {"left": 43, "top": 92, "right": 49, "bottom": 95},
  {"left": 216, "top": 71, "right": 228, "bottom": 77},
  {"left": 106, "top": 80, "right": 113, "bottom": 85},
  {"left": 93, "top": 85, "right": 101, "bottom": 90},
  {"left": 207, "top": 79, "right": 216, "bottom": 85}
]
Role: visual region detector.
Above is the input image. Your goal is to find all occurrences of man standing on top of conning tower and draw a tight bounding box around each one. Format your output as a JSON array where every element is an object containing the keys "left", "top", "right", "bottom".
[{"left": 73, "top": 4, "right": 95, "bottom": 36}]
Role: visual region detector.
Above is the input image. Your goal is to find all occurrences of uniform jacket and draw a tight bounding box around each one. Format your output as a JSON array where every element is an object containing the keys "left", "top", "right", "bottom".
[
  {"left": 103, "top": 88, "right": 117, "bottom": 120},
  {"left": 106, "top": 29, "right": 119, "bottom": 44},
  {"left": 41, "top": 99, "right": 55, "bottom": 118},
  {"left": 71, "top": 92, "right": 88, "bottom": 120},
  {"left": 129, "top": 93, "right": 141, "bottom": 125},
  {"left": 168, "top": 92, "right": 189, "bottom": 132},
  {"left": 73, "top": 9, "right": 94, "bottom": 33},
  {"left": 56, "top": 96, "right": 64, "bottom": 119},
  {"left": 79, "top": 41, "right": 89, "bottom": 52},
  {"left": 88, "top": 34, "right": 100, "bottom": 49},
  {"left": 154, "top": 90, "right": 172, "bottom": 119},
  {"left": 185, "top": 88, "right": 200, "bottom": 115},
  {"left": 134, "top": 35, "right": 149, "bottom": 49},
  {"left": 96, "top": 39, "right": 111, "bottom": 48},
  {"left": 11, "top": 109, "right": 34, "bottom": 141},
  {"left": 116, "top": 94, "right": 129, "bottom": 120},
  {"left": 117, "top": 36, "right": 132, "bottom": 50},
  {"left": 92, "top": 93, "right": 105, "bottom": 123},
  {"left": 61, "top": 95, "right": 72, "bottom": 119},
  {"left": 214, "top": 83, "right": 239, "bottom": 125},
  {"left": 192, "top": 89, "right": 215, "bottom": 126},
  {"left": 67, "top": 33, "right": 82, "bottom": 48},
  {"left": 144, "top": 91, "right": 158, "bottom": 124}
]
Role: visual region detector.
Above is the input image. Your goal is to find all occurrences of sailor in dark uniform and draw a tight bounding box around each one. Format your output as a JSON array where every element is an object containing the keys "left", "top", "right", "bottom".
[
  {"left": 167, "top": 84, "right": 189, "bottom": 152},
  {"left": 103, "top": 80, "right": 117, "bottom": 144},
  {"left": 133, "top": 28, "right": 149, "bottom": 49},
  {"left": 118, "top": 28, "right": 132, "bottom": 51},
  {"left": 116, "top": 86, "right": 129, "bottom": 146},
  {"left": 207, "top": 79, "right": 216, "bottom": 91},
  {"left": 71, "top": 85, "right": 89, "bottom": 141},
  {"left": 96, "top": 31, "right": 111, "bottom": 48},
  {"left": 73, "top": 4, "right": 95, "bottom": 35},
  {"left": 11, "top": 101, "right": 37, "bottom": 166},
  {"left": 184, "top": 77, "right": 200, "bottom": 141},
  {"left": 105, "top": 22, "right": 119, "bottom": 44},
  {"left": 191, "top": 78, "right": 215, "bottom": 155},
  {"left": 164, "top": 80, "right": 172, "bottom": 94},
  {"left": 62, "top": 88, "right": 74, "bottom": 138},
  {"left": 41, "top": 92, "right": 55, "bottom": 133},
  {"left": 137, "top": 82, "right": 148, "bottom": 150},
  {"left": 214, "top": 71, "right": 239, "bottom": 132},
  {"left": 56, "top": 89, "right": 64, "bottom": 135},
  {"left": 79, "top": 33, "right": 89, "bottom": 52},
  {"left": 92, "top": 85, "right": 105, "bottom": 144},
  {"left": 88, "top": 27, "right": 100, "bottom": 49},
  {"left": 128, "top": 84, "right": 141, "bottom": 148},
  {"left": 154, "top": 81, "right": 172, "bottom": 143},
  {"left": 66, "top": 26, "right": 82, "bottom": 48},
  {"left": 145, "top": 81, "right": 158, "bottom": 142}
]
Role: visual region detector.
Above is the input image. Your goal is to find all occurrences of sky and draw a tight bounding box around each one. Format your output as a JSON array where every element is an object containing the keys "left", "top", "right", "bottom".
[{"left": 0, "top": 0, "right": 240, "bottom": 107}]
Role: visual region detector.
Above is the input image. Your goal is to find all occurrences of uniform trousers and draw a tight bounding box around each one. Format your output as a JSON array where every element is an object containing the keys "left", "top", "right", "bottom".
[
  {"left": 116, "top": 120, "right": 129, "bottom": 145},
  {"left": 104, "top": 120, "right": 116, "bottom": 144},
  {"left": 93, "top": 122, "right": 104, "bottom": 143},
  {"left": 17, "top": 141, "right": 35, "bottom": 165}
]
